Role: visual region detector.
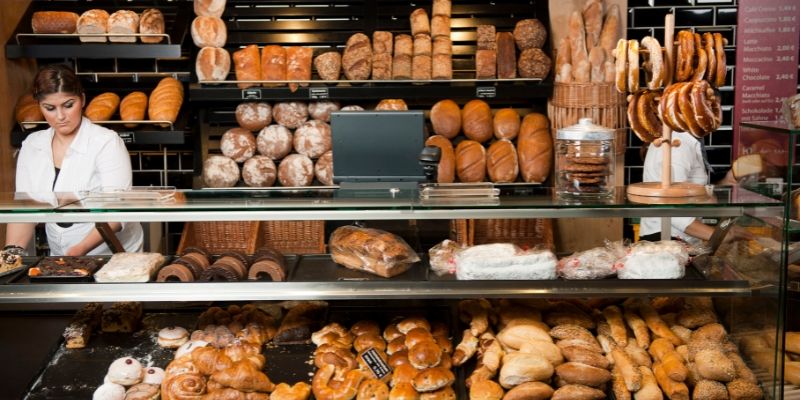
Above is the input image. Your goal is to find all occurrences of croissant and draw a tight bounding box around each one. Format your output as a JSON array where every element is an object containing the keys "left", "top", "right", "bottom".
[
  {"left": 236, "top": 323, "right": 273, "bottom": 346},
  {"left": 312, "top": 364, "right": 365, "bottom": 400},
  {"left": 165, "top": 357, "right": 202, "bottom": 376},
  {"left": 148, "top": 76, "right": 184, "bottom": 126},
  {"left": 210, "top": 360, "right": 275, "bottom": 393},
  {"left": 200, "top": 387, "right": 270, "bottom": 400},
  {"left": 223, "top": 339, "right": 262, "bottom": 364},
  {"left": 269, "top": 382, "right": 311, "bottom": 400},
  {"left": 161, "top": 372, "right": 207, "bottom": 400},
  {"left": 193, "top": 346, "right": 235, "bottom": 376}
]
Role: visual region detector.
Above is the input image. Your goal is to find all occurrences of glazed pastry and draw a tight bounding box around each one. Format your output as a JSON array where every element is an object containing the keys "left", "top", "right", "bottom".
[
  {"left": 107, "top": 357, "right": 143, "bottom": 386},
  {"left": 93, "top": 382, "right": 125, "bottom": 400},
  {"left": 158, "top": 326, "right": 189, "bottom": 348},
  {"left": 141, "top": 367, "right": 165, "bottom": 385}
]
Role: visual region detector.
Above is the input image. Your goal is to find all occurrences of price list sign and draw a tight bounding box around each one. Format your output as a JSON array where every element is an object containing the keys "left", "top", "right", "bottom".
[{"left": 734, "top": 0, "right": 800, "bottom": 157}]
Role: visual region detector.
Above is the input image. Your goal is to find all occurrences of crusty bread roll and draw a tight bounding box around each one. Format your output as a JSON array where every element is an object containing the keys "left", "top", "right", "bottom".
[
  {"left": 273, "top": 102, "right": 308, "bottom": 129},
  {"left": 513, "top": 19, "right": 547, "bottom": 50},
  {"left": 497, "top": 322, "right": 552, "bottom": 349},
  {"left": 503, "top": 381, "right": 554, "bottom": 400},
  {"left": 486, "top": 139, "right": 519, "bottom": 183},
  {"left": 517, "top": 113, "right": 552, "bottom": 183},
  {"left": 376, "top": 99, "right": 408, "bottom": 111},
  {"left": 343, "top": 33, "right": 372, "bottom": 80},
  {"left": 32, "top": 11, "right": 79, "bottom": 34},
  {"left": 196, "top": 47, "right": 231, "bottom": 82},
  {"left": 233, "top": 44, "right": 261, "bottom": 89},
  {"left": 242, "top": 155, "right": 276, "bottom": 187},
  {"left": 314, "top": 151, "right": 334, "bottom": 186},
  {"left": 499, "top": 352, "right": 554, "bottom": 388},
  {"left": 257, "top": 125, "right": 293, "bottom": 160},
  {"left": 308, "top": 101, "right": 340, "bottom": 122},
  {"left": 314, "top": 51, "right": 341, "bottom": 81},
  {"left": 220, "top": 127, "right": 256, "bottom": 163},
  {"left": 148, "top": 77, "right": 184, "bottom": 126},
  {"left": 15, "top": 94, "right": 43, "bottom": 128},
  {"left": 203, "top": 155, "right": 239, "bottom": 188},
  {"left": 518, "top": 339, "right": 564, "bottom": 366},
  {"left": 470, "top": 379, "right": 503, "bottom": 400},
  {"left": 293, "top": 120, "right": 332, "bottom": 158},
  {"left": 120, "top": 92, "right": 147, "bottom": 128},
  {"left": 261, "top": 45, "right": 287, "bottom": 86},
  {"left": 555, "top": 362, "right": 612, "bottom": 388},
  {"left": 77, "top": 9, "right": 109, "bottom": 43},
  {"left": 236, "top": 102, "right": 272, "bottom": 131},
  {"left": 430, "top": 99, "right": 461, "bottom": 138},
  {"left": 461, "top": 99, "right": 493, "bottom": 143},
  {"left": 493, "top": 108, "right": 521, "bottom": 140},
  {"left": 139, "top": 9, "right": 165, "bottom": 43},
  {"left": 191, "top": 16, "right": 226, "bottom": 48},
  {"left": 425, "top": 135, "right": 455, "bottom": 184},
  {"left": 194, "top": 0, "right": 227, "bottom": 18},
  {"left": 85, "top": 92, "right": 120, "bottom": 121},
  {"left": 694, "top": 349, "right": 736, "bottom": 382},
  {"left": 108, "top": 10, "right": 139, "bottom": 43},
  {"left": 278, "top": 154, "right": 314, "bottom": 187},
  {"left": 455, "top": 140, "right": 486, "bottom": 183}
]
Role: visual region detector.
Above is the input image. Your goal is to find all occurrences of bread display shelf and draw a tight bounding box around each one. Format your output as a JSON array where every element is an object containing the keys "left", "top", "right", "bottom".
[
  {"left": 15, "top": 32, "right": 173, "bottom": 44},
  {"left": 11, "top": 119, "right": 186, "bottom": 147}
]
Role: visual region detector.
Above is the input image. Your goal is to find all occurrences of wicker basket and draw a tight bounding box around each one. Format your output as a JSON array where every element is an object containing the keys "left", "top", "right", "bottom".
[
  {"left": 177, "top": 221, "right": 260, "bottom": 254},
  {"left": 260, "top": 220, "right": 326, "bottom": 254},
  {"left": 547, "top": 81, "right": 628, "bottom": 155},
  {"left": 450, "top": 219, "right": 555, "bottom": 250}
]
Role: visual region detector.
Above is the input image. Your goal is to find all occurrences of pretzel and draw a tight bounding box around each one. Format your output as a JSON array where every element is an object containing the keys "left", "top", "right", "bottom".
[
  {"left": 614, "top": 39, "right": 628, "bottom": 93},
  {"left": 665, "top": 83, "right": 691, "bottom": 133},
  {"left": 627, "top": 39, "right": 640, "bottom": 92},
  {"left": 675, "top": 31, "right": 695, "bottom": 82},
  {"left": 677, "top": 82, "right": 705, "bottom": 137},
  {"left": 640, "top": 36, "right": 664, "bottom": 90},
  {"left": 691, "top": 34, "right": 707, "bottom": 81},
  {"left": 690, "top": 80, "right": 717, "bottom": 134},
  {"left": 628, "top": 92, "right": 657, "bottom": 142},
  {"left": 658, "top": 84, "right": 680, "bottom": 132},
  {"left": 702, "top": 33, "right": 716, "bottom": 84},
  {"left": 637, "top": 90, "right": 663, "bottom": 139},
  {"left": 713, "top": 33, "right": 727, "bottom": 87}
]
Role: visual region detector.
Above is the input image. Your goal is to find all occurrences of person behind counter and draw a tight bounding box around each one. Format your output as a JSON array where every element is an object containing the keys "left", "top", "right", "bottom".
[{"left": 4, "top": 64, "right": 143, "bottom": 256}]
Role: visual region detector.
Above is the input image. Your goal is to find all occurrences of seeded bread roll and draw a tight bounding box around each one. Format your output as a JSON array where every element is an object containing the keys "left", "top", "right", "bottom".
[
  {"left": 518, "top": 48, "right": 552, "bottom": 79},
  {"left": 196, "top": 47, "right": 231, "bottom": 82},
  {"left": 513, "top": 19, "right": 547, "bottom": 50}
]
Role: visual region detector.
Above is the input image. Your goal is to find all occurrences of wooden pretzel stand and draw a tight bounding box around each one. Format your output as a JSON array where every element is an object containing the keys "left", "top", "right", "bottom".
[{"left": 627, "top": 14, "right": 708, "bottom": 204}]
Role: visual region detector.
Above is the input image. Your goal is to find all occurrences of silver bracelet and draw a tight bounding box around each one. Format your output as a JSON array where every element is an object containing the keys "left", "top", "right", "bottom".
[{"left": 3, "top": 245, "right": 25, "bottom": 256}]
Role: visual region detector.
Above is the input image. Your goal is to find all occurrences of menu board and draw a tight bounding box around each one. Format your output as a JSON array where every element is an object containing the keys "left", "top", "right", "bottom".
[{"left": 733, "top": 0, "right": 800, "bottom": 160}]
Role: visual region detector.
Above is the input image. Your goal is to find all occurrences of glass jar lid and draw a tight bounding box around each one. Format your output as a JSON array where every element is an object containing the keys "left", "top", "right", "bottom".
[{"left": 557, "top": 118, "right": 614, "bottom": 141}]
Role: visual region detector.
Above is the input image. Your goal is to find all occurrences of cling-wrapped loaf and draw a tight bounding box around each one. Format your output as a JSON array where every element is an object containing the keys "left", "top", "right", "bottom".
[{"left": 329, "top": 226, "right": 420, "bottom": 278}]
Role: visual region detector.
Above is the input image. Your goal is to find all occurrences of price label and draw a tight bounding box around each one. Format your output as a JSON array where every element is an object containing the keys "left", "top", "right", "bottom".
[
  {"left": 118, "top": 132, "right": 134, "bottom": 144},
  {"left": 776, "top": 55, "right": 796, "bottom": 62},
  {"left": 778, "top": 26, "right": 796, "bottom": 33},
  {"left": 476, "top": 86, "right": 497, "bottom": 98},
  {"left": 777, "top": 45, "right": 796, "bottom": 52},
  {"left": 309, "top": 87, "right": 329, "bottom": 100},
  {"left": 241, "top": 89, "right": 262, "bottom": 100},
  {"left": 775, "top": 73, "right": 795, "bottom": 80},
  {"left": 359, "top": 348, "right": 391, "bottom": 379}
]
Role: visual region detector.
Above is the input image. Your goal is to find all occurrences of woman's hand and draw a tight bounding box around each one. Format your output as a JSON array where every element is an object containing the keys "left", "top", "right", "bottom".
[{"left": 64, "top": 243, "right": 87, "bottom": 257}]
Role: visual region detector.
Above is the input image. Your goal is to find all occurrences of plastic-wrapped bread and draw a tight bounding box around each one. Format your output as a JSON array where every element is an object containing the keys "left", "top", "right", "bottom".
[
  {"left": 455, "top": 243, "right": 557, "bottom": 280},
  {"left": 94, "top": 253, "right": 165, "bottom": 282},
  {"left": 261, "top": 45, "right": 287, "bottom": 86},
  {"left": 557, "top": 245, "right": 619, "bottom": 279},
  {"left": 233, "top": 45, "right": 261, "bottom": 89},
  {"left": 329, "top": 226, "right": 420, "bottom": 278},
  {"left": 616, "top": 240, "right": 689, "bottom": 279},
  {"left": 77, "top": 9, "right": 109, "bottom": 43}
]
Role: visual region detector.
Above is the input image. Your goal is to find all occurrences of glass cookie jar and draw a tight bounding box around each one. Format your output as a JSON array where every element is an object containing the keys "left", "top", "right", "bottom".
[{"left": 556, "top": 118, "right": 615, "bottom": 198}]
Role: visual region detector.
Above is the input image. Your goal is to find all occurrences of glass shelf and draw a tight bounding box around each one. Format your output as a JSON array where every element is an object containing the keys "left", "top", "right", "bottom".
[{"left": 740, "top": 120, "right": 800, "bottom": 134}]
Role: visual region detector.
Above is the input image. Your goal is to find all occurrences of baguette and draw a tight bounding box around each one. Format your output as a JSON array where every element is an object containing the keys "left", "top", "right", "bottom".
[
  {"left": 612, "top": 347, "right": 642, "bottom": 391},
  {"left": 582, "top": 0, "right": 603, "bottom": 49},
  {"left": 599, "top": 5, "right": 620, "bottom": 59},
  {"left": 635, "top": 366, "right": 663, "bottom": 400},
  {"left": 653, "top": 363, "right": 690, "bottom": 400},
  {"left": 603, "top": 305, "right": 627, "bottom": 348},
  {"left": 624, "top": 307, "right": 651, "bottom": 349},
  {"left": 649, "top": 338, "right": 689, "bottom": 382},
  {"left": 638, "top": 302, "right": 683, "bottom": 346},
  {"left": 612, "top": 366, "right": 632, "bottom": 400},
  {"left": 568, "top": 11, "right": 588, "bottom": 67}
]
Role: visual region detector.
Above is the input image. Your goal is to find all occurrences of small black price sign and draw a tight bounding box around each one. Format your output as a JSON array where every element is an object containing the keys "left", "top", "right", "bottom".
[
  {"left": 310, "top": 87, "right": 329, "bottom": 100},
  {"left": 476, "top": 86, "right": 497, "bottom": 98},
  {"left": 117, "top": 132, "right": 134, "bottom": 144},
  {"left": 241, "top": 89, "right": 262, "bottom": 100},
  {"left": 359, "top": 348, "right": 391, "bottom": 379}
]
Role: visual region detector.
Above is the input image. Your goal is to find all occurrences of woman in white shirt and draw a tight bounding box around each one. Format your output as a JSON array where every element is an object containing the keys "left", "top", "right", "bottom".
[{"left": 4, "top": 64, "right": 143, "bottom": 256}]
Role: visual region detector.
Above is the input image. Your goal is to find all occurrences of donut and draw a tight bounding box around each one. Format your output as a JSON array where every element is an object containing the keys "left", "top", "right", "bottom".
[
  {"left": 626, "top": 39, "right": 640, "bottom": 92},
  {"left": 636, "top": 90, "right": 662, "bottom": 141},
  {"left": 691, "top": 80, "right": 719, "bottom": 134},
  {"left": 677, "top": 81, "right": 705, "bottom": 137},
  {"left": 92, "top": 382, "right": 126, "bottom": 400},
  {"left": 691, "top": 33, "right": 707, "bottom": 82},
  {"left": 141, "top": 367, "right": 165, "bottom": 385},
  {"left": 675, "top": 30, "right": 695, "bottom": 82},
  {"left": 106, "top": 357, "right": 143, "bottom": 386},
  {"left": 713, "top": 33, "right": 727, "bottom": 87},
  {"left": 158, "top": 326, "right": 190, "bottom": 349},
  {"left": 614, "top": 39, "right": 628, "bottom": 93},
  {"left": 703, "top": 33, "right": 717, "bottom": 84},
  {"left": 640, "top": 36, "right": 663, "bottom": 90}
]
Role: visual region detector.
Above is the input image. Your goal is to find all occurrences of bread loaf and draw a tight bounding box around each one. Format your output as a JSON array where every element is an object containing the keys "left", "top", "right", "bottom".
[
  {"left": 191, "top": 16, "right": 226, "bottom": 48},
  {"left": 517, "top": 113, "right": 552, "bottom": 183},
  {"left": 139, "top": 9, "right": 165, "bottom": 43},
  {"left": 261, "top": 45, "right": 287, "bottom": 86},
  {"left": 108, "top": 10, "right": 139, "bottom": 43},
  {"left": 514, "top": 19, "right": 547, "bottom": 50},
  {"left": 85, "top": 92, "right": 120, "bottom": 121},
  {"left": 477, "top": 25, "right": 497, "bottom": 50},
  {"left": 329, "top": 226, "right": 420, "bottom": 278},
  {"left": 496, "top": 32, "right": 517, "bottom": 79},
  {"left": 314, "top": 151, "right": 334, "bottom": 186},
  {"left": 583, "top": 0, "right": 603, "bottom": 49},
  {"left": 233, "top": 44, "right": 261, "bottom": 89},
  {"left": 455, "top": 140, "right": 486, "bottom": 182},
  {"left": 410, "top": 8, "right": 430, "bottom": 36},
  {"left": 599, "top": 5, "right": 620, "bottom": 59},
  {"left": 148, "top": 77, "right": 184, "bottom": 126},
  {"left": 430, "top": 99, "right": 461, "bottom": 138},
  {"left": 395, "top": 34, "right": 413, "bottom": 56},
  {"left": 308, "top": 101, "right": 340, "bottom": 122},
  {"left": 413, "top": 34, "right": 432, "bottom": 56},
  {"left": 32, "top": 11, "right": 79, "bottom": 34},
  {"left": 432, "top": 53, "right": 453, "bottom": 80},
  {"left": 293, "top": 120, "right": 332, "bottom": 158},
  {"left": 372, "top": 31, "right": 393, "bottom": 55},
  {"left": 203, "top": 155, "right": 240, "bottom": 188},
  {"left": 286, "top": 46, "right": 313, "bottom": 91},
  {"left": 257, "top": 125, "right": 293, "bottom": 160},
  {"left": 273, "top": 102, "right": 308, "bottom": 129},
  {"left": 555, "top": 362, "right": 612, "bottom": 388},
  {"left": 425, "top": 135, "right": 455, "bottom": 184},
  {"left": 220, "top": 128, "right": 256, "bottom": 163},
  {"left": 314, "top": 51, "right": 341, "bottom": 81},
  {"left": 77, "top": 9, "right": 109, "bottom": 43},
  {"left": 343, "top": 33, "right": 372, "bottom": 80},
  {"left": 476, "top": 50, "right": 497, "bottom": 79},
  {"left": 376, "top": 99, "right": 408, "bottom": 111},
  {"left": 372, "top": 53, "right": 393, "bottom": 81},
  {"left": 242, "top": 156, "right": 276, "bottom": 187},
  {"left": 518, "top": 48, "right": 552, "bottom": 79},
  {"left": 278, "top": 154, "right": 314, "bottom": 187},
  {"left": 487, "top": 139, "right": 519, "bottom": 183},
  {"left": 461, "top": 100, "right": 493, "bottom": 143},
  {"left": 431, "top": 15, "right": 451, "bottom": 39},
  {"left": 392, "top": 55, "right": 413, "bottom": 80},
  {"left": 120, "top": 92, "right": 147, "bottom": 128},
  {"left": 433, "top": 0, "right": 451, "bottom": 16},
  {"left": 412, "top": 55, "right": 432, "bottom": 80},
  {"left": 236, "top": 102, "right": 271, "bottom": 131},
  {"left": 494, "top": 108, "right": 521, "bottom": 140},
  {"left": 568, "top": 11, "right": 588, "bottom": 66},
  {"left": 194, "top": 0, "right": 227, "bottom": 18},
  {"left": 15, "top": 94, "right": 43, "bottom": 128},
  {"left": 196, "top": 47, "right": 231, "bottom": 82}
]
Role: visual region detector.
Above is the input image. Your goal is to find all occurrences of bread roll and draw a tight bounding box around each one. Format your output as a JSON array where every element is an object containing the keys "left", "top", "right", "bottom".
[
  {"left": 555, "top": 362, "right": 612, "bottom": 388},
  {"left": 15, "top": 94, "right": 43, "bottom": 128},
  {"left": 261, "top": 45, "right": 287, "bottom": 86},
  {"left": 257, "top": 125, "right": 293, "bottom": 160},
  {"left": 85, "top": 92, "right": 120, "bottom": 121},
  {"left": 139, "top": 9, "right": 165, "bottom": 43},
  {"left": 517, "top": 113, "right": 552, "bottom": 183},
  {"left": 425, "top": 135, "right": 455, "bottom": 184},
  {"left": 343, "top": 33, "right": 372, "bottom": 80},
  {"left": 477, "top": 25, "right": 497, "bottom": 50},
  {"left": 191, "top": 16, "right": 226, "bottom": 48},
  {"left": 431, "top": 15, "right": 451, "bottom": 39},
  {"left": 314, "top": 151, "right": 334, "bottom": 186},
  {"left": 236, "top": 102, "right": 272, "bottom": 131},
  {"left": 430, "top": 99, "right": 461, "bottom": 138},
  {"left": 308, "top": 101, "right": 340, "bottom": 122},
  {"left": 372, "top": 52, "right": 393, "bottom": 80},
  {"left": 559, "top": 345, "right": 608, "bottom": 369},
  {"left": 551, "top": 384, "right": 606, "bottom": 400},
  {"left": 499, "top": 352, "right": 554, "bottom": 388},
  {"left": 493, "top": 108, "right": 521, "bottom": 140},
  {"left": 120, "top": 92, "right": 147, "bottom": 128},
  {"left": 286, "top": 46, "right": 313, "bottom": 91},
  {"left": 220, "top": 128, "right": 256, "bottom": 163},
  {"left": 395, "top": 34, "right": 413, "bottom": 56},
  {"left": 455, "top": 140, "right": 486, "bottom": 182},
  {"left": 695, "top": 349, "right": 736, "bottom": 382},
  {"left": 412, "top": 55, "right": 433, "bottom": 80},
  {"left": 410, "top": 8, "right": 430, "bottom": 36},
  {"left": 77, "top": 9, "right": 109, "bottom": 43},
  {"left": 108, "top": 10, "right": 139, "bottom": 43},
  {"left": 503, "top": 382, "right": 553, "bottom": 400},
  {"left": 376, "top": 99, "right": 408, "bottom": 111},
  {"left": 476, "top": 49, "right": 497, "bottom": 79},
  {"left": 278, "top": 154, "right": 314, "bottom": 187},
  {"left": 148, "top": 77, "right": 184, "bottom": 126},
  {"left": 486, "top": 140, "right": 519, "bottom": 183},
  {"left": 233, "top": 45, "right": 261, "bottom": 89},
  {"left": 196, "top": 47, "right": 231, "bottom": 82},
  {"left": 273, "top": 102, "right": 308, "bottom": 129},
  {"left": 242, "top": 155, "right": 276, "bottom": 187},
  {"left": 462, "top": 100, "right": 493, "bottom": 143},
  {"left": 518, "top": 48, "right": 552, "bottom": 79},
  {"left": 518, "top": 339, "right": 564, "bottom": 366},
  {"left": 32, "top": 11, "right": 79, "bottom": 34},
  {"left": 203, "top": 155, "right": 239, "bottom": 188},
  {"left": 194, "top": 0, "right": 227, "bottom": 18},
  {"left": 314, "top": 51, "right": 341, "bottom": 81},
  {"left": 372, "top": 31, "right": 393, "bottom": 56},
  {"left": 392, "top": 55, "right": 413, "bottom": 80},
  {"left": 497, "top": 32, "right": 517, "bottom": 79},
  {"left": 470, "top": 379, "right": 503, "bottom": 400},
  {"left": 293, "top": 120, "right": 332, "bottom": 158}
]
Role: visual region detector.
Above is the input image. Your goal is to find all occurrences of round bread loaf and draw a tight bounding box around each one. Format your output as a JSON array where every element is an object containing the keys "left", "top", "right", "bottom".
[
  {"left": 314, "top": 51, "right": 342, "bottom": 81},
  {"left": 455, "top": 140, "right": 486, "bottom": 182},
  {"left": 314, "top": 151, "right": 334, "bottom": 186},
  {"left": 424, "top": 135, "right": 455, "bottom": 184},
  {"left": 236, "top": 102, "right": 272, "bottom": 131},
  {"left": 257, "top": 125, "right": 293, "bottom": 160},
  {"left": 341, "top": 105, "right": 365, "bottom": 111},
  {"left": 196, "top": 47, "right": 230, "bottom": 82},
  {"left": 278, "top": 154, "right": 314, "bottom": 187},
  {"left": 203, "top": 155, "right": 240, "bottom": 188},
  {"left": 513, "top": 19, "right": 548, "bottom": 50},
  {"left": 191, "top": 16, "right": 226, "bottom": 48},
  {"left": 15, "top": 94, "right": 43, "bottom": 128},
  {"left": 493, "top": 108, "right": 521, "bottom": 140},
  {"left": 194, "top": 0, "right": 226, "bottom": 18},
  {"left": 273, "top": 102, "right": 309, "bottom": 129},
  {"left": 518, "top": 48, "right": 552, "bottom": 79},
  {"left": 220, "top": 128, "right": 256, "bottom": 163},
  {"left": 242, "top": 155, "right": 277, "bottom": 187},
  {"left": 486, "top": 139, "right": 519, "bottom": 183},
  {"left": 308, "top": 101, "right": 341, "bottom": 122},
  {"left": 517, "top": 113, "right": 552, "bottom": 183},
  {"left": 430, "top": 99, "right": 461, "bottom": 139},
  {"left": 462, "top": 99, "right": 493, "bottom": 143},
  {"left": 293, "top": 120, "right": 332, "bottom": 158},
  {"left": 376, "top": 99, "right": 408, "bottom": 111}
]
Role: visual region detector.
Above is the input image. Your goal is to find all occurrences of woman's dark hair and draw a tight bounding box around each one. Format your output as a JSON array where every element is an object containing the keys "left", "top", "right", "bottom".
[{"left": 31, "top": 64, "right": 83, "bottom": 101}]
